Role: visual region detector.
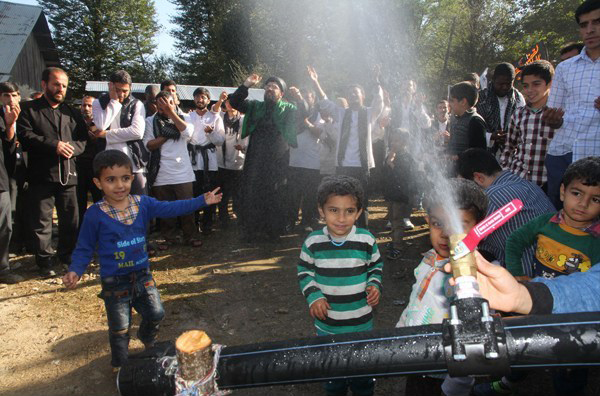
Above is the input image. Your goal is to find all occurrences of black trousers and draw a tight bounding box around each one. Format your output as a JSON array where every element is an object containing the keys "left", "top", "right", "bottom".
[
  {"left": 336, "top": 166, "right": 369, "bottom": 228},
  {"left": 27, "top": 182, "right": 79, "bottom": 266},
  {"left": 217, "top": 167, "right": 242, "bottom": 221},
  {"left": 194, "top": 170, "right": 218, "bottom": 232},
  {"left": 76, "top": 161, "right": 102, "bottom": 226},
  {"left": 0, "top": 191, "right": 12, "bottom": 274},
  {"left": 287, "top": 167, "right": 321, "bottom": 227},
  {"left": 9, "top": 168, "right": 31, "bottom": 252}
]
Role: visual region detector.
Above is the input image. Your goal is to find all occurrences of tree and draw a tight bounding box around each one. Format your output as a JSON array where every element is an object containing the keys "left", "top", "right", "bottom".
[
  {"left": 170, "top": 0, "right": 258, "bottom": 86},
  {"left": 39, "top": 0, "right": 159, "bottom": 96},
  {"left": 170, "top": 0, "right": 583, "bottom": 105}
]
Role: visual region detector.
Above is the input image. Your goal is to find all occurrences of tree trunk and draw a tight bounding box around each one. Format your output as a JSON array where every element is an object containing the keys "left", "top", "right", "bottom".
[{"left": 176, "top": 330, "right": 214, "bottom": 394}]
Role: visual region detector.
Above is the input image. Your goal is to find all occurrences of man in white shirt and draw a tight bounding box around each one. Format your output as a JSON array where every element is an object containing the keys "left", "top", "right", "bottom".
[
  {"left": 390, "top": 80, "right": 432, "bottom": 229},
  {"left": 92, "top": 70, "right": 147, "bottom": 194},
  {"left": 543, "top": 0, "right": 600, "bottom": 209},
  {"left": 307, "top": 66, "right": 384, "bottom": 227},
  {"left": 187, "top": 87, "right": 225, "bottom": 235},
  {"left": 211, "top": 92, "right": 247, "bottom": 226},
  {"left": 144, "top": 90, "right": 201, "bottom": 247},
  {"left": 287, "top": 88, "right": 321, "bottom": 232}
]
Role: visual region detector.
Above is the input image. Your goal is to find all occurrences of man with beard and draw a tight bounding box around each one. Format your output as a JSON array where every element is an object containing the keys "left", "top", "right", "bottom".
[
  {"left": 229, "top": 74, "right": 307, "bottom": 242},
  {"left": 476, "top": 63, "right": 526, "bottom": 156},
  {"left": 92, "top": 70, "right": 147, "bottom": 195},
  {"left": 17, "top": 67, "right": 87, "bottom": 277},
  {"left": 188, "top": 87, "right": 224, "bottom": 235},
  {"left": 76, "top": 94, "right": 102, "bottom": 223}
]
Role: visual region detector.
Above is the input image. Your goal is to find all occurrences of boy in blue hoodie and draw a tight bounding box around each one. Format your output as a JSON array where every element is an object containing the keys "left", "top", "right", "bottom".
[{"left": 63, "top": 150, "right": 221, "bottom": 370}]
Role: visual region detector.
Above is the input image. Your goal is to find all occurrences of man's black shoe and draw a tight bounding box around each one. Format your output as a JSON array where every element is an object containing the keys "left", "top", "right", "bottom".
[
  {"left": 38, "top": 265, "right": 56, "bottom": 278},
  {"left": 0, "top": 273, "right": 24, "bottom": 284}
]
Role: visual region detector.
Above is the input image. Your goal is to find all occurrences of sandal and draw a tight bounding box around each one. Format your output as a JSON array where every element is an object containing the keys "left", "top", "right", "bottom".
[{"left": 188, "top": 239, "right": 203, "bottom": 248}]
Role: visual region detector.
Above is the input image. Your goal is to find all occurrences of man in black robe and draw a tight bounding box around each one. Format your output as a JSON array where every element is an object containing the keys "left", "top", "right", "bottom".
[{"left": 229, "top": 74, "right": 307, "bottom": 241}]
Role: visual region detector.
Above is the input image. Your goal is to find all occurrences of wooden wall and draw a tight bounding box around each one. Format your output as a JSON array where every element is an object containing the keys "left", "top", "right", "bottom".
[{"left": 10, "top": 33, "right": 47, "bottom": 91}]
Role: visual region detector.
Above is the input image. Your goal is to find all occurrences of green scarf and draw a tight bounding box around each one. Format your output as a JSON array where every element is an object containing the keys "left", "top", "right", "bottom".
[{"left": 241, "top": 99, "right": 298, "bottom": 147}]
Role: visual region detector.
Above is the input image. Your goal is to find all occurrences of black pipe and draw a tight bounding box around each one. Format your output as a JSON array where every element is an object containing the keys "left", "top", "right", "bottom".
[
  {"left": 117, "top": 312, "right": 600, "bottom": 395},
  {"left": 504, "top": 312, "right": 600, "bottom": 369},
  {"left": 218, "top": 325, "right": 447, "bottom": 389},
  {"left": 217, "top": 313, "right": 600, "bottom": 389}
]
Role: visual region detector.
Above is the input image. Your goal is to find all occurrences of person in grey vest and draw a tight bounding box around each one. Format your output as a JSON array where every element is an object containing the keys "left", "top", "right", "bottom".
[{"left": 92, "top": 70, "right": 147, "bottom": 195}]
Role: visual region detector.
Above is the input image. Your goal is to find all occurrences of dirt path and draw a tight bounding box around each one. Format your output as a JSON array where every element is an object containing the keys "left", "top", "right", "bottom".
[{"left": 1, "top": 199, "right": 597, "bottom": 395}]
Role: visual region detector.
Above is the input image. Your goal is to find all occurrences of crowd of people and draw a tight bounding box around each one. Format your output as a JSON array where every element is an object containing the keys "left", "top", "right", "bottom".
[{"left": 0, "top": 0, "right": 598, "bottom": 395}]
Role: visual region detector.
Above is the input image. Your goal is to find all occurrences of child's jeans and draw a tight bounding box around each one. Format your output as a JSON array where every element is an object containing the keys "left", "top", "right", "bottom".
[
  {"left": 316, "top": 328, "right": 375, "bottom": 396},
  {"left": 100, "top": 268, "right": 165, "bottom": 367}
]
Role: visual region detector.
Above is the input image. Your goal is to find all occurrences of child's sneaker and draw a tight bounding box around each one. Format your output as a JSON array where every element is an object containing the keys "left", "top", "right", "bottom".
[
  {"left": 386, "top": 248, "right": 403, "bottom": 260},
  {"left": 402, "top": 218, "right": 415, "bottom": 230},
  {"left": 473, "top": 380, "right": 515, "bottom": 396}
]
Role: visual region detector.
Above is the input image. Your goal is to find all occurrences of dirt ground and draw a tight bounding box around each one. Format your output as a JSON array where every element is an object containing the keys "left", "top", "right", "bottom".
[{"left": 1, "top": 198, "right": 598, "bottom": 396}]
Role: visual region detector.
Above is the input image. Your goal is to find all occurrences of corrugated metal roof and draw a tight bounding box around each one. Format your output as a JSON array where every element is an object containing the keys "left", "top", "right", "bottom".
[
  {"left": 85, "top": 81, "right": 265, "bottom": 101},
  {"left": 0, "top": 1, "right": 44, "bottom": 74}
]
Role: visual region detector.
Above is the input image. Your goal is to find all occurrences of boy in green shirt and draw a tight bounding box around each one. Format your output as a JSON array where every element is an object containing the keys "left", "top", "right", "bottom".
[{"left": 505, "top": 156, "right": 600, "bottom": 279}]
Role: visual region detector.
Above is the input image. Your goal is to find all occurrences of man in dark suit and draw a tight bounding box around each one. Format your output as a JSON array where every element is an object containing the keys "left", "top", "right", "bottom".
[
  {"left": 0, "top": 82, "right": 22, "bottom": 283},
  {"left": 17, "top": 67, "right": 87, "bottom": 277}
]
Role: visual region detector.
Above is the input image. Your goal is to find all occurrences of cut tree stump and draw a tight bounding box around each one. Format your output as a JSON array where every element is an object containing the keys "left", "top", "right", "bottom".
[{"left": 176, "top": 330, "right": 214, "bottom": 394}]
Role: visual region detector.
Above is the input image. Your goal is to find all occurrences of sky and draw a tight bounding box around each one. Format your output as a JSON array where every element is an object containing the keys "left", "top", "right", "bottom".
[{"left": 8, "top": 0, "right": 177, "bottom": 55}]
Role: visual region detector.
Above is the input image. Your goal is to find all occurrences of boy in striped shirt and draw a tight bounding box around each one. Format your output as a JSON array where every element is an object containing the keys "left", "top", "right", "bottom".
[{"left": 298, "top": 175, "right": 383, "bottom": 396}]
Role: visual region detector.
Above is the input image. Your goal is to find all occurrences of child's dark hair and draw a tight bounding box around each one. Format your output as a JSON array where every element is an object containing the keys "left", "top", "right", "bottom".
[
  {"left": 156, "top": 90, "right": 173, "bottom": 101},
  {"left": 562, "top": 156, "right": 600, "bottom": 188},
  {"left": 317, "top": 175, "right": 364, "bottom": 210},
  {"left": 449, "top": 82, "right": 479, "bottom": 107},
  {"left": 463, "top": 72, "right": 480, "bottom": 88},
  {"left": 521, "top": 60, "right": 554, "bottom": 84},
  {"left": 457, "top": 148, "right": 502, "bottom": 179},
  {"left": 424, "top": 179, "right": 488, "bottom": 223},
  {"left": 93, "top": 150, "right": 133, "bottom": 178}
]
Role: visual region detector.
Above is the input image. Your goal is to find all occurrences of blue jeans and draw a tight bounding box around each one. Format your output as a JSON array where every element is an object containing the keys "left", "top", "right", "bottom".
[
  {"left": 545, "top": 152, "right": 572, "bottom": 210},
  {"left": 100, "top": 269, "right": 165, "bottom": 367}
]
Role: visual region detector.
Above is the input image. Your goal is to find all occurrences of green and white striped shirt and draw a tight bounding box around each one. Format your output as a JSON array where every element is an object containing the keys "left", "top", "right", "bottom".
[{"left": 298, "top": 226, "right": 383, "bottom": 334}]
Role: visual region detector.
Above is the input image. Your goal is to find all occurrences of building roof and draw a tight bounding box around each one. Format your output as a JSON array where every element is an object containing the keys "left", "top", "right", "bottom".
[
  {"left": 0, "top": 1, "right": 60, "bottom": 80},
  {"left": 85, "top": 81, "right": 265, "bottom": 101}
]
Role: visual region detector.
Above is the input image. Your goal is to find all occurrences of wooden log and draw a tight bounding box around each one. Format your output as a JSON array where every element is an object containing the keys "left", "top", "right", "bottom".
[{"left": 176, "top": 330, "right": 214, "bottom": 393}]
